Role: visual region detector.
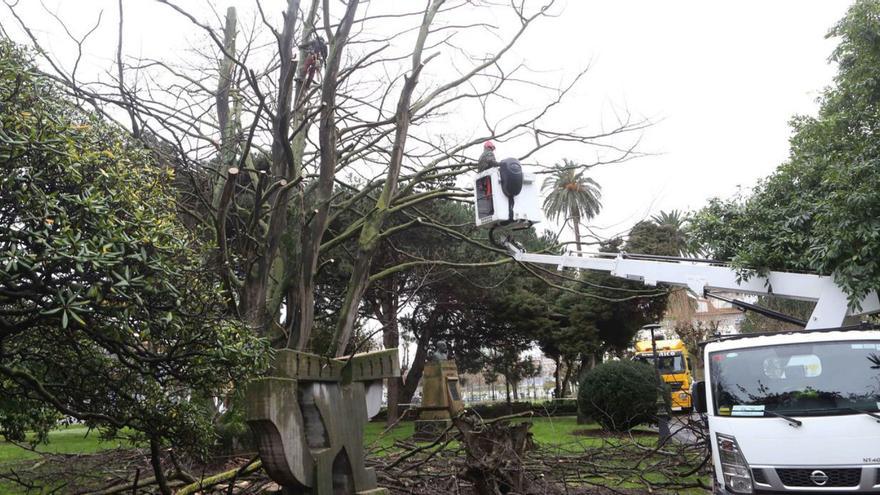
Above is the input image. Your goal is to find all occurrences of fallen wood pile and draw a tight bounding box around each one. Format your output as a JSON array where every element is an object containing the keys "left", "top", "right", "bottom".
[{"left": 0, "top": 414, "right": 710, "bottom": 494}]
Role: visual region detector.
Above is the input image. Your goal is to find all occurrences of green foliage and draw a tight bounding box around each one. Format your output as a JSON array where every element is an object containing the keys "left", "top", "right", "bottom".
[
  {"left": 482, "top": 347, "right": 541, "bottom": 403},
  {"left": 522, "top": 219, "right": 678, "bottom": 399},
  {"left": 578, "top": 360, "right": 658, "bottom": 432},
  {"left": 690, "top": 0, "right": 880, "bottom": 306},
  {"left": 627, "top": 220, "right": 686, "bottom": 257},
  {"left": 383, "top": 199, "right": 547, "bottom": 374},
  {"left": 548, "top": 223, "right": 674, "bottom": 355},
  {"left": 0, "top": 41, "right": 268, "bottom": 452}
]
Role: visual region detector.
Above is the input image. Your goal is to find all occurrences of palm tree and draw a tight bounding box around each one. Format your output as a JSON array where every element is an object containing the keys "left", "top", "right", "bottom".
[
  {"left": 650, "top": 209, "right": 691, "bottom": 256},
  {"left": 651, "top": 209, "right": 685, "bottom": 230},
  {"left": 542, "top": 159, "right": 602, "bottom": 253}
]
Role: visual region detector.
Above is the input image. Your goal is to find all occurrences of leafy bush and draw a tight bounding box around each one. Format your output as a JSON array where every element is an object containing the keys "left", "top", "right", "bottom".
[
  {"left": 578, "top": 360, "right": 658, "bottom": 432},
  {"left": 0, "top": 40, "right": 268, "bottom": 453}
]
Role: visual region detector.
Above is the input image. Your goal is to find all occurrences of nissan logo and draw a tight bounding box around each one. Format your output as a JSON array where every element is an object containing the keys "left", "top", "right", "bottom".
[{"left": 810, "top": 470, "right": 829, "bottom": 486}]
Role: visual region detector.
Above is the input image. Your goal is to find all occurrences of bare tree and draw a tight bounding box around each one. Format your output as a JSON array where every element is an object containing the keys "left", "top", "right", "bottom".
[{"left": 4, "top": 0, "right": 651, "bottom": 358}]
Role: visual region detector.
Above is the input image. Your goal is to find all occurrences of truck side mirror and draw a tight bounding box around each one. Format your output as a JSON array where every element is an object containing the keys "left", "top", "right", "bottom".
[{"left": 692, "top": 381, "right": 707, "bottom": 414}]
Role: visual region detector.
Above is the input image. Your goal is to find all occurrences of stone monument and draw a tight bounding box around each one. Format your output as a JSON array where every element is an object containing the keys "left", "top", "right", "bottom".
[
  {"left": 246, "top": 348, "right": 399, "bottom": 494},
  {"left": 412, "top": 358, "right": 464, "bottom": 441}
]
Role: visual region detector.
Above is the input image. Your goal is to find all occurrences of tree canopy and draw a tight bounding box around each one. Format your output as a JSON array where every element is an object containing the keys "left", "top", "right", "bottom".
[{"left": 3, "top": 0, "right": 648, "bottom": 361}]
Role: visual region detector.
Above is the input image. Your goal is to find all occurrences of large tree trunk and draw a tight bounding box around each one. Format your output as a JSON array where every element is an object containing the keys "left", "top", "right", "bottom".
[
  {"left": 552, "top": 355, "right": 562, "bottom": 398},
  {"left": 212, "top": 7, "right": 238, "bottom": 213},
  {"left": 295, "top": 0, "right": 360, "bottom": 350},
  {"left": 149, "top": 437, "right": 171, "bottom": 495},
  {"left": 239, "top": 0, "right": 301, "bottom": 337},
  {"left": 398, "top": 323, "right": 433, "bottom": 406},
  {"left": 387, "top": 377, "right": 403, "bottom": 426},
  {"left": 561, "top": 358, "right": 574, "bottom": 397},
  {"left": 377, "top": 277, "right": 402, "bottom": 427},
  {"left": 330, "top": 2, "right": 443, "bottom": 356},
  {"left": 576, "top": 354, "right": 594, "bottom": 424},
  {"left": 572, "top": 209, "right": 582, "bottom": 255},
  {"left": 455, "top": 415, "right": 535, "bottom": 495}
]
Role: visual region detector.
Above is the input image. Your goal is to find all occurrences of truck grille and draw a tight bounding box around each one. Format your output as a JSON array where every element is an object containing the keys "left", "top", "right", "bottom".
[
  {"left": 667, "top": 381, "right": 684, "bottom": 390},
  {"left": 776, "top": 468, "right": 861, "bottom": 487}
]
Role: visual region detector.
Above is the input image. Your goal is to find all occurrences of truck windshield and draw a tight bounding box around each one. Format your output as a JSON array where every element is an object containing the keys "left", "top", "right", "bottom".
[
  {"left": 710, "top": 340, "right": 880, "bottom": 417},
  {"left": 634, "top": 353, "right": 685, "bottom": 374}
]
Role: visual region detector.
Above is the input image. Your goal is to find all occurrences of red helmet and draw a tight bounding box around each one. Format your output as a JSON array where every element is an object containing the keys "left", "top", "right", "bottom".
[{"left": 483, "top": 140, "right": 495, "bottom": 150}]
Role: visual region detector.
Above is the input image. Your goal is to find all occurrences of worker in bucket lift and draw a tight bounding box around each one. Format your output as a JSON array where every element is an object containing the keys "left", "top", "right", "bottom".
[
  {"left": 475, "top": 140, "right": 524, "bottom": 221},
  {"left": 477, "top": 140, "right": 498, "bottom": 171}
]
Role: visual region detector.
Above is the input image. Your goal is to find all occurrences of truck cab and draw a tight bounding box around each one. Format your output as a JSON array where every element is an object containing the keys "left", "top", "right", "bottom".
[
  {"left": 696, "top": 326, "right": 880, "bottom": 494},
  {"left": 634, "top": 339, "right": 694, "bottom": 412}
]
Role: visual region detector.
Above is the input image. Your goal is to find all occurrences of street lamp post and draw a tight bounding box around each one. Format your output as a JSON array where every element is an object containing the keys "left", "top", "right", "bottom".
[{"left": 644, "top": 323, "right": 671, "bottom": 443}]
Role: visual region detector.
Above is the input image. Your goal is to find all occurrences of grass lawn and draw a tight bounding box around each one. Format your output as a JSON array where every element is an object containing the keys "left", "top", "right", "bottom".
[
  {"left": 0, "top": 416, "right": 669, "bottom": 459},
  {"left": 0, "top": 426, "right": 135, "bottom": 463},
  {"left": 365, "top": 415, "right": 656, "bottom": 449},
  {"left": 364, "top": 415, "right": 602, "bottom": 450},
  {"left": 0, "top": 427, "right": 140, "bottom": 494},
  {"left": 0, "top": 416, "right": 660, "bottom": 462}
]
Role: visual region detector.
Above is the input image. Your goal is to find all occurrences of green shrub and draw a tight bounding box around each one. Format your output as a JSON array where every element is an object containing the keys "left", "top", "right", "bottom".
[
  {"left": 578, "top": 360, "right": 658, "bottom": 432},
  {"left": 0, "top": 40, "right": 268, "bottom": 453}
]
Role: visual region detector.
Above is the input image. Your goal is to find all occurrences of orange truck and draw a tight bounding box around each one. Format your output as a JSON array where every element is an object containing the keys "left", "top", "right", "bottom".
[{"left": 633, "top": 339, "right": 694, "bottom": 412}]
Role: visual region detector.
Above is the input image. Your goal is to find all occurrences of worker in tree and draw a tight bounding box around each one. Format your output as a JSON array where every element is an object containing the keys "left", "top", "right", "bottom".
[
  {"left": 297, "top": 35, "right": 327, "bottom": 106},
  {"left": 476, "top": 140, "right": 497, "bottom": 171},
  {"left": 306, "top": 35, "right": 328, "bottom": 62}
]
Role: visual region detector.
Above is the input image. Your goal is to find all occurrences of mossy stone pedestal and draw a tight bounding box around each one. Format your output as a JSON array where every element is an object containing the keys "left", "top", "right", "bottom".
[{"left": 246, "top": 349, "right": 399, "bottom": 495}]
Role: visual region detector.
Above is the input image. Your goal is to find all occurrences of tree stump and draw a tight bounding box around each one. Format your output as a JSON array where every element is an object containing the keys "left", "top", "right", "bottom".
[{"left": 453, "top": 414, "right": 535, "bottom": 495}]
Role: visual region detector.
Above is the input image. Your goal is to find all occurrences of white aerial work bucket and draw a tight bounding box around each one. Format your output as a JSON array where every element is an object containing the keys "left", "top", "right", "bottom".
[{"left": 473, "top": 164, "right": 541, "bottom": 229}]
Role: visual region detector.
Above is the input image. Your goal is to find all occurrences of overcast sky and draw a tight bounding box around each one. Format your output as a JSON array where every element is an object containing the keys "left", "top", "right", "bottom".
[
  {"left": 530, "top": 1, "right": 852, "bottom": 242},
  {"left": 3, "top": 0, "right": 853, "bottom": 245}
]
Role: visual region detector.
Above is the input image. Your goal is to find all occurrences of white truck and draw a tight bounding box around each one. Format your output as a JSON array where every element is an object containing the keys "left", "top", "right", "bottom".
[
  {"left": 474, "top": 171, "right": 880, "bottom": 493},
  {"left": 697, "top": 324, "right": 880, "bottom": 493}
]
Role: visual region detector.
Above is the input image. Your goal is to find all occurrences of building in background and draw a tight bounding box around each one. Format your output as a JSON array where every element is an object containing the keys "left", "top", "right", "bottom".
[{"left": 634, "top": 293, "right": 746, "bottom": 342}]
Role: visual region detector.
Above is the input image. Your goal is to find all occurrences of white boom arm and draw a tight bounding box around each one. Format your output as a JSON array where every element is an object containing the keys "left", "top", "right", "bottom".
[{"left": 516, "top": 251, "right": 880, "bottom": 330}]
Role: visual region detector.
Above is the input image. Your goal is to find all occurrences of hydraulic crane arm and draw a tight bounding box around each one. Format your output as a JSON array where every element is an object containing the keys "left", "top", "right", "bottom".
[
  {"left": 703, "top": 291, "right": 808, "bottom": 327},
  {"left": 514, "top": 251, "right": 880, "bottom": 330}
]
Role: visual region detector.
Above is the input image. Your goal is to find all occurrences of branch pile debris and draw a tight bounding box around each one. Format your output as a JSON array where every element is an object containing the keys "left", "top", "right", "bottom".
[{"left": 0, "top": 414, "right": 710, "bottom": 494}]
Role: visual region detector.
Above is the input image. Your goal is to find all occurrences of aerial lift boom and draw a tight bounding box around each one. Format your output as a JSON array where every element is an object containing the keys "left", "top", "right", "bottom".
[
  {"left": 473, "top": 155, "right": 879, "bottom": 328},
  {"left": 511, "top": 249, "right": 880, "bottom": 329}
]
